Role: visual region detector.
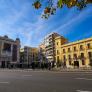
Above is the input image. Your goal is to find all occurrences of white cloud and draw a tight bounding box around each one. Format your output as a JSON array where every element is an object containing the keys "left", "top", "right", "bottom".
[
  {"left": 53, "top": 7, "right": 92, "bottom": 35},
  {"left": 0, "top": 2, "right": 46, "bottom": 47},
  {"left": 0, "top": 2, "right": 92, "bottom": 47}
]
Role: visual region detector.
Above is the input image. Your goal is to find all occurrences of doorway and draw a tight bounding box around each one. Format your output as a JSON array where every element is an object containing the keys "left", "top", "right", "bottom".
[
  {"left": 1, "top": 61, "right": 5, "bottom": 68},
  {"left": 74, "top": 61, "right": 79, "bottom": 68}
]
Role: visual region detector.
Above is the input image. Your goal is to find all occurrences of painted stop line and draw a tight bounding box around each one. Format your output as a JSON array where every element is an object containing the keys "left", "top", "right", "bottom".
[{"left": 76, "top": 90, "right": 92, "bottom": 92}]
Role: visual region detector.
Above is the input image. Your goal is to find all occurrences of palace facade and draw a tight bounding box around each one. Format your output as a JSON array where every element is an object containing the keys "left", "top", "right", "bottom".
[{"left": 55, "top": 36, "right": 92, "bottom": 68}]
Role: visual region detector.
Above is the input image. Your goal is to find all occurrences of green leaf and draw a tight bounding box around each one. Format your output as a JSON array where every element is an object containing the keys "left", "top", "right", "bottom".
[{"left": 58, "top": 0, "right": 63, "bottom": 8}]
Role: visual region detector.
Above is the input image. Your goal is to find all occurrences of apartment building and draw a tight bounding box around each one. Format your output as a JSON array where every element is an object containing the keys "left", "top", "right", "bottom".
[
  {"left": 44, "top": 32, "right": 63, "bottom": 66},
  {"left": 0, "top": 35, "right": 20, "bottom": 68},
  {"left": 20, "top": 46, "right": 39, "bottom": 67}
]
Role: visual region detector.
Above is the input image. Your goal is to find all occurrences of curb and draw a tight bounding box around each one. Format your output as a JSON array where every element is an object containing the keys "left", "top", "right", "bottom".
[{"left": 0, "top": 68, "right": 92, "bottom": 72}]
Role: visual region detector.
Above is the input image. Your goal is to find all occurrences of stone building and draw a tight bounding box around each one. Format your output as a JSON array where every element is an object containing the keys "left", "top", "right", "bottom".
[
  {"left": 55, "top": 36, "right": 92, "bottom": 68},
  {"left": 0, "top": 35, "right": 20, "bottom": 68},
  {"left": 55, "top": 36, "right": 68, "bottom": 67}
]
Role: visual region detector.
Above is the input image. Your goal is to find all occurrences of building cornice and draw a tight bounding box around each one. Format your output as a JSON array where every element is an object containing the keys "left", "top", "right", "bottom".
[{"left": 61, "top": 37, "right": 92, "bottom": 48}]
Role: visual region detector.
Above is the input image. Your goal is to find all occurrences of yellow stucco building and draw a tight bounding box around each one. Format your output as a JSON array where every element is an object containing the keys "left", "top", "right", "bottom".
[
  {"left": 55, "top": 36, "right": 68, "bottom": 67},
  {"left": 55, "top": 37, "right": 92, "bottom": 68}
]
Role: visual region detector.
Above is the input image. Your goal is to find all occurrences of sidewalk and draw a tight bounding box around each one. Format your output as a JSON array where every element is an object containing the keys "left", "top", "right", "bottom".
[
  {"left": 52, "top": 68, "right": 92, "bottom": 72},
  {"left": 0, "top": 68, "right": 92, "bottom": 72}
]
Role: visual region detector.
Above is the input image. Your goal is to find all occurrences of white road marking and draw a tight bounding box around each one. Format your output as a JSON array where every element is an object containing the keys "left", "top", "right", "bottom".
[
  {"left": 76, "top": 78, "right": 92, "bottom": 81},
  {"left": 22, "top": 75, "right": 32, "bottom": 77},
  {"left": 0, "top": 82, "right": 10, "bottom": 84},
  {"left": 76, "top": 90, "right": 92, "bottom": 92}
]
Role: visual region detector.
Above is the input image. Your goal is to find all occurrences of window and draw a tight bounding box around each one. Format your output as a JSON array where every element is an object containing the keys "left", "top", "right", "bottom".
[
  {"left": 68, "top": 55, "right": 71, "bottom": 60},
  {"left": 68, "top": 48, "right": 71, "bottom": 52},
  {"left": 69, "top": 61, "right": 72, "bottom": 65},
  {"left": 88, "top": 52, "right": 92, "bottom": 58},
  {"left": 57, "top": 50, "right": 59, "bottom": 54},
  {"left": 57, "top": 56, "right": 59, "bottom": 62},
  {"left": 80, "top": 45, "right": 83, "bottom": 50},
  {"left": 68, "top": 55, "right": 72, "bottom": 65},
  {"left": 87, "top": 43, "right": 91, "bottom": 49},
  {"left": 3, "top": 43, "right": 11, "bottom": 52},
  {"left": 63, "top": 55, "right": 66, "bottom": 61},
  {"left": 81, "top": 53, "right": 85, "bottom": 58},
  {"left": 63, "top": 49, "right": 65, "bottom": 53},
  {"left": 82, "top": 60, "right": 85, "bottom": 65},
  {"left": 74, "top": 46, "right": 76, "bottom": 51},
  {"left": 12, "top": 45, "right": 17, "bottom": 61},
  {"left": 74, "top": 54, "right": 77, "bottom": 59}
]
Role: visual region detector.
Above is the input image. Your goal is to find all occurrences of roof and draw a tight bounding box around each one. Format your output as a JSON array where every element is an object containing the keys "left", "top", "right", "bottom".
[
  {"left": 61, "top": 37, "right": 92, "bottom": 48},
  {"left": 0, "top": 35, "right": 15, "bottom": 42}
]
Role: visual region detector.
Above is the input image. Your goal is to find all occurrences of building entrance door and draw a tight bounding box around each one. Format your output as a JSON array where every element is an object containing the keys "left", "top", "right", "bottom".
[
  {"left": 1, "top": 61, "right": 5, "bottom": 68},
  {"left": 74, "top": 61, "right": 79, "bottom": 68}
]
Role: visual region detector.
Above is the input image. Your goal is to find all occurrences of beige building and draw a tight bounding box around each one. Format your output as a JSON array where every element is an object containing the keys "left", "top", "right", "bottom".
[
  {"left": 20, "top": 46, "right": 39, "bottom": 66},
  {"left": 0, "top": 35, "right": 20, "bottom": 68},
  {"left": 38, "top": 43, "right": 47, "bottom": 62},
  {"left": 55, "top": 36, "right": 92, "bottom": 68},
  {"left": 39, "top": 43, "right": 46, "bottom": 55}
]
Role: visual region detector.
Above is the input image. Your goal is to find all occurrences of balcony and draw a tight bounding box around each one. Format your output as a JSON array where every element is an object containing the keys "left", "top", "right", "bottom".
[
  {"left": 80, "top": 48, "right": 85, "bottom": 51},
  {"left": 68, "top": 58, "right": 72, "bottom": 61},
  {"left": 46, "top": 48, "right": 53, "bottom": 51},
  {"left": 63, "top": 50, "right": 66, "bottom": 53},
  {"left": 46, "top": 44, "right": 52, "bottom": 48},
  {"left": 80, "top": 57, "right": 86, "bottom": 60},
  {"left": 1, "top": 51, "right": 12, "bottom": 56},
  {"left": 73, "top": 49, "right": 78, "bottom": 52},
  {"left": 78, "top": 56, "right": 86, "bottom": 60},
  {"left": 47, "top": 56, "right": 53, "bottom": 59},
  {"left": 63, "top": 58, "right": 67, "bottom": 61},
  {"left": 73, "top": 57, "right": 78, "bottom": 61},
  {"left": 80, "top": 45, "right": 85, "bottom": 51},
  {"left": 0, "top": 56, "right": 11, "bottom": 61},
  {"left": 47, "top": 53, "right": 53, "bottom": 56},
  {"left": 68, "top": 50, "right": 71, "bottom": 53},
  {"left": 88, "top": 56, "right": 92, "bottom": 59},
  {"left": 86, "top": 46, "right": 92, "bottom": 50},
  {"left": 73, "top": 47, "right": 78, "bottom": 52}
]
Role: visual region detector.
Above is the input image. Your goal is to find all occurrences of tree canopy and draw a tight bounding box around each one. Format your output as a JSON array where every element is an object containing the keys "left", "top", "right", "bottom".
[{"left": 32, "top": 0, "right": 92, "bottom": 19}]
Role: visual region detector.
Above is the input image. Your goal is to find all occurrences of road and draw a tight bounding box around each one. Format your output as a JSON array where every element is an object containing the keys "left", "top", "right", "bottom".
[{"left": 0, "top": 69, "right": 92, "bottom": 92}]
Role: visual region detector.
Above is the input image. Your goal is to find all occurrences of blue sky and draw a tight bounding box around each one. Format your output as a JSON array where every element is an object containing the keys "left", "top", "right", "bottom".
[{"left": 0, "top": 0, "right": 92, "bottom": 47}]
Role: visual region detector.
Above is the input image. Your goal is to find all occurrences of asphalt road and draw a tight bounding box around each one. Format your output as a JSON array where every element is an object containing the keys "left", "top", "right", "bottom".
[{"left": 0, "top": 70, "right": 92, "bottom": 92}]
